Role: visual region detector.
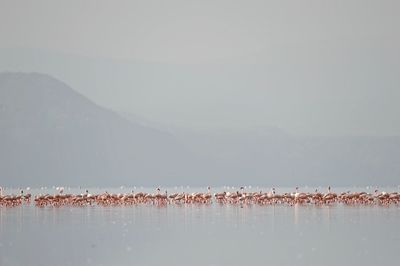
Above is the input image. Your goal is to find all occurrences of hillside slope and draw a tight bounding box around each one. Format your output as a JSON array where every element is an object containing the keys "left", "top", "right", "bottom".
[{"left": 0, "top": 72, "right": 199, "bottom": 186}]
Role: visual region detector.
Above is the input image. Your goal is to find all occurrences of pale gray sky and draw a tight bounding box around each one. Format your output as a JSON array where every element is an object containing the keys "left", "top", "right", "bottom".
[{"left": 1, "top": 0, "right": 399, "bottom": 135}]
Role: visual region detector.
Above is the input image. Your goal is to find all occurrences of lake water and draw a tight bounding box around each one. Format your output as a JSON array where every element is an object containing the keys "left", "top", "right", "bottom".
[{"left": 0, "top": 187, "right": 399, "bottom": 266}]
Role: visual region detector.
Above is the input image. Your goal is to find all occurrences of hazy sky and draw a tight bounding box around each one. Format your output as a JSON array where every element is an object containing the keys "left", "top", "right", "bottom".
[{"left": 1, "top": 0, "right": 399, "bottom": 136}]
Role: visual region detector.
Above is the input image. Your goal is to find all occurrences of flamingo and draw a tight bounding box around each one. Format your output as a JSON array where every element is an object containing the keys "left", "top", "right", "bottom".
[
  {"left": 293, "top": 187, "right": 308, "bottom": 203},
  {"left": 323, "top": 187, "right": 337, "bottom": 203},
  {"left": 267, "top": 188, "right": 275, "bottom": 199},
  {"left": 3, "top": 186, "right": 400, "bottom": 207},
  {"left": 202, "top": 187, "right": 212, "bottom": 203}
]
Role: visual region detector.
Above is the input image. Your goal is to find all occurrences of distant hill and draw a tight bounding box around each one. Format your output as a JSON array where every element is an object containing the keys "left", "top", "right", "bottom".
[
  {"left": 123, "top": 113, "right": 400, "bottom": 186},
  {"left": 173, "top": 132, "right": 400, "bottom": 186},
  {"left": 0, "top": 72, "right": 202, "bottom": 186},
  {"left": 1, "top": 72, "right": 399, "bottom": 187}
]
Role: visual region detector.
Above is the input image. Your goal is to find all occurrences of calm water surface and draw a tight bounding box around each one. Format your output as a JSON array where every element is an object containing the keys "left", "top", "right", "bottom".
[{"left": 0, "top": 187, "right": 399, "bottom": 266}]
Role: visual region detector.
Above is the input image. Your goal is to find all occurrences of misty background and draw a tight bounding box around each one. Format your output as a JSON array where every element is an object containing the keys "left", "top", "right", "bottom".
[{"left": 0, "top": 0, "right": 399, "bottom": 186}]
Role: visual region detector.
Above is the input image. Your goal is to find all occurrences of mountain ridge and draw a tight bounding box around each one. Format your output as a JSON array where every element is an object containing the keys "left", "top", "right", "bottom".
[
  {"left": 0, "top": 72, "right": 202, "bottom": 186},
  {"left": 1, "top": 72, "right": 400, "bottom": 186}
]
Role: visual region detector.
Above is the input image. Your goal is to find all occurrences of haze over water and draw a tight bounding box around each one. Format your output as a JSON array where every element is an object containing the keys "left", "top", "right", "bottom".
[{"left": 1, "top": 187, "right": 399, "bottom": 266}]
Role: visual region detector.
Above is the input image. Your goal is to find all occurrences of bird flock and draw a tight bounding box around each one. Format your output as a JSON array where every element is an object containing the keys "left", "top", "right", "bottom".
[{"left": 1, "top": 186, "right": 399, "bottom": 208}]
